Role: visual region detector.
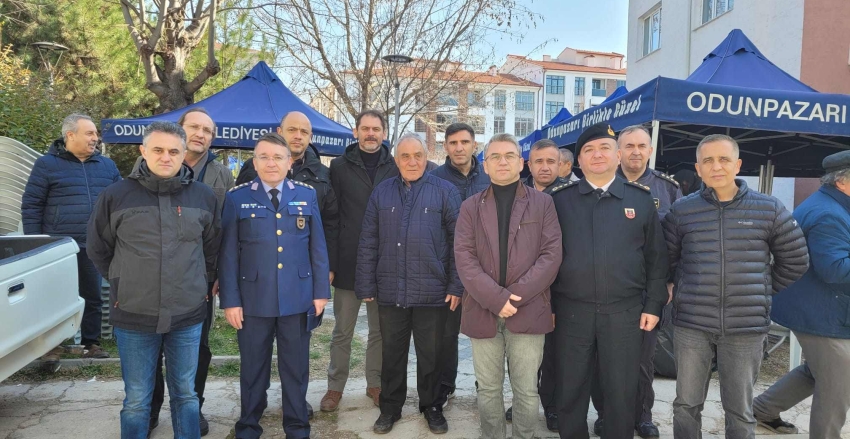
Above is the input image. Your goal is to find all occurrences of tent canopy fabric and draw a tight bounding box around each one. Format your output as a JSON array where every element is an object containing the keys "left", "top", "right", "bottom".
[
  {"left": 544, "top": 29, "right": 850, "bottom": 178},
  {"left": 601, "top": 86, "right": 629, "bottom": 104},
  {"left": 516, "top": 107, "right": 574, "bottom": 159},
  {"left": 101, "top": 62, "right": 354, "bottom": 155}
]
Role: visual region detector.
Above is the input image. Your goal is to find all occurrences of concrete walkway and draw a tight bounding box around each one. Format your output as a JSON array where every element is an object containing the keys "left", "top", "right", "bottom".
[{"left": 1, "top": 302, "right": 847, "bottom": 438}]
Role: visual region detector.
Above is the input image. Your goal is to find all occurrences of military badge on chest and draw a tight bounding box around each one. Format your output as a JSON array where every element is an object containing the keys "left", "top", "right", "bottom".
[
  {"left": 653, "top": 198, "right": 660, "bottom": 209},
  {"left": 297, "top": 217, "right": 306, "bottom": 229},
  {"left": 625, "top": 208, "right": 636, "bottom": 219}
]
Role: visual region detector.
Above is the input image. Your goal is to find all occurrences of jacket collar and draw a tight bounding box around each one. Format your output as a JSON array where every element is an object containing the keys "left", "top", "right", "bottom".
[
  {"left": 129, "top": 160, "right": 194, "bottom": 194},
  {"left": 524, "top": 175, "right": 567, "bottom": 193},
  {"left": 292, "top": 144, "right": 322, "bottom": 176},
  {"left": 578, "top": 175, "right": 626, "bottom": 199},
  {"left": 820, "top": 184, "right": 850, "bottom": 214},
  {"left": 700, "top": 178, "right": 749, "bottom": 205},
  {"left": 249, "top": 177, "right": 297, "bottom": 212},
  {"left": 441, "top": 155, "right": 482, "bottom": 179},
  {"left": 616, "top": 165, "right": 650, "bottom": 182},
  {"left": 342, "top": 142, "right": 393, "bottom": 166},
  {"left": 48, "top": 138, "right": 102, "bottom": 163}
]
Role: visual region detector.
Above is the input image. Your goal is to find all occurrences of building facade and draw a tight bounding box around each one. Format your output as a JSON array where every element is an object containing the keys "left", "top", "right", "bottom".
[{"left": 627, "top": 0, "right": 850, "bottom": 94}]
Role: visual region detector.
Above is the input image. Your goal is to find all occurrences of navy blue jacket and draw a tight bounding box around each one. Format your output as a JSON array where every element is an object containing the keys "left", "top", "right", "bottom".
[
  {"left": 430, "top": 156, "right": 490, "bottom": 201},
  {"left": 218, "top": 178, "right": 331, "bottom": 317},
  {"left": 771, "top": 185, "right": 850, "bottom": 339},
  {"left": 355, "top": 173, "right": 463, "bottom": 307},
  {"left": 22, "top": 139, "right": 121, "bottom": 247}
]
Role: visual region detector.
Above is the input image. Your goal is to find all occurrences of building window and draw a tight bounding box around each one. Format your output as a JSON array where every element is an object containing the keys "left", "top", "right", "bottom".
[
  {"left": 574, "top": 102, "right": 584, "bottom": 114},
  {"left": 703, "top": 0, "right": 733, "bottom": 23},
  {"left": 545, "top": 75, "right": 565, "bottom": 95},
  {"left": 515, "top": 117, "right": 534, "bottom": 137},
  {"left": 436, "top": 113, "right": 457, "bottom": 130},
  {"left": 494, "top": 90, "right": 506, "bottom": 110},
  {"left": 493, "top": 116, "right": 506, "bottom": 133},
  {"left": 467, "top": 115, "right": 485, "bottom": 134},
  {"left": 415, "top": 118, "right": 427, "bottom": 132},
  {"left": 591, "top": 79, "right": 606, "bottom": 97},
  {"left": 545, "top": 101, "right": 563, "bottom": 121},
  {"left": 515, "top": 92, "right": 534, "bottom": 111},
  {"left": 436, "top": 87, "right": 458, "bottom": 106},
  {"left": 616, "top": 80, "right": 626, "bottom": 89},
  {"left": 643, "top": 8, "right": 661, "bottom": 56},
  {"left": 574, "top": 77, "right": 585, "bottom": 96},
  {"left": 467, "top": 90, "right": 485, "bottom": 107}
]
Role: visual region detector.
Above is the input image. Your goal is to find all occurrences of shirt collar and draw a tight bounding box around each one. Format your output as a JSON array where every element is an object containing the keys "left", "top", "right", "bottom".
[
  {"left": 260, "top": 179, "right": 285, "bottom": 194},
  {"left": 587, "top": 176, "right": 616, "bottom": 192}
]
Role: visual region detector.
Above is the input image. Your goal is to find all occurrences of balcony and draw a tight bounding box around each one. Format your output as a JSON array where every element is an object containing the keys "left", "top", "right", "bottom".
[{"left": 591, "top": 88, "right": 607, "bottom": 97}]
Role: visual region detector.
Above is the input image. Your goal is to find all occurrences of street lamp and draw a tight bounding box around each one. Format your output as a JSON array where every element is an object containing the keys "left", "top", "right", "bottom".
[
  {"left": 381, "top": 54, "right": 413, "bottom": 146},
  {"left": 30, "top": 41, "right": 69, "bottom": 87}
]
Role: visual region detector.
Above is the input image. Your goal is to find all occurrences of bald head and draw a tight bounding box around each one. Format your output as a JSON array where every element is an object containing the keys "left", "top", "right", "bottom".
[{"left": 278, "top": 111, "right": 313, "bottom": 159}]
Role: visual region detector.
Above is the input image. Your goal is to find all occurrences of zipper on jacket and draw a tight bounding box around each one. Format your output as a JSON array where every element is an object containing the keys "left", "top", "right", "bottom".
[
  {"left": 82, "top": 161, "right": 93, "bottom": 212},
  {"left": 719, "top": 204, "right": 726, "bottom": 335}
]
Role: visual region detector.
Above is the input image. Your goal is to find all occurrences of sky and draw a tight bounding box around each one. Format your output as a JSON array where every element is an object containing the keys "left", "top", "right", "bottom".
[{"left": 489, "top": 0, "right": 629, "bottom": 62}]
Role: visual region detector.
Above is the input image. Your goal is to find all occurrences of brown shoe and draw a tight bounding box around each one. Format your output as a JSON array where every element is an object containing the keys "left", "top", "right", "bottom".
[
  {"left": 82, "top": 344, "right": 110, "bottom": 359},
  {"left": 366, "top": 387, "right": 381, "bottom": 407},
  {"left": 320, "top": 390, "right": 343, "bottom": 412}
]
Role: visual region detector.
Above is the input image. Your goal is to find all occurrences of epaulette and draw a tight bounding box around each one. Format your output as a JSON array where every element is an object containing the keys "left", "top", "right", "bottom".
[
  {"left": 228, "top": 182, "right": 251, "bottom": 192},
  {"left": 626, "top": 181, "right": 651, "bottom": 192},
  {"left": 292, "top": 180, "right": 315, "bottom": 190},
  {"left": 549, "top": 180, "right": 578, "bottom": 195},
  {"left": 652, "top": 169, "right": 680, "bottom": 187}
]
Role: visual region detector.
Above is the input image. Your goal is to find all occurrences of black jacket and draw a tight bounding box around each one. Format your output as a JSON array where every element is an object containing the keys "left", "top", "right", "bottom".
[
  {"left": 662, "top": 179, "right": 809, "bottom": 335},
  {"left": 236, "top": 145, "right": 339, "bottom": 271},
  {"left": 430, "top": 156, "right": 490, "bottom": 200},
  {"left": 87, "top": 162, "right": 221, "bottom": 333},
  {"left": 550, "top": 177, "right": 669, "bottom": 317},
  {"left": 524, "top": 175, "right": 568, "bottom": 195},
  {"left": 330, "top": 142, "right": 399, "bottom": 290}
]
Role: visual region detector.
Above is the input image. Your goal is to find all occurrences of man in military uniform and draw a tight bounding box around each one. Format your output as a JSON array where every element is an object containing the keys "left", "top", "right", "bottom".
[
  {"left": 218, "top": 133, "right": 330, "bottom": 439},
  {"left": 525, "top": 139, "right": 569, "bottom": 195},
  {"left": 550, "top": 122, "right": 669, "bottom": 439},
  {"left": 591, "top": 124, "right": 682, "bottom": 438}
]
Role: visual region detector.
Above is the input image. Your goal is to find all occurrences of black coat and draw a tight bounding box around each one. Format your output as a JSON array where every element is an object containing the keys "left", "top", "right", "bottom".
[
  {"left": 662, "top": 179, "right": 809, "bottom": 335},
  {"left": 236, "top": 145, "right": 339, "bottom": 271},
  {"left": 330, "top": 142, "right": 399, "bottom": 290},
  {"left": 550, "top": 177, "right": 669, "bottom": 317},
  {"left": 430, "top": 156, "right": 490, "bottom": 201}
]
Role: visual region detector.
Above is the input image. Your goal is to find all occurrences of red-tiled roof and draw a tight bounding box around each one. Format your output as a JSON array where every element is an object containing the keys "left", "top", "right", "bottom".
[
  {"left": 576, "top": 49, "right": 625, "bottom": 57},
  {"left": 507, "top": 55, "right": 627, "bottom": 75}
]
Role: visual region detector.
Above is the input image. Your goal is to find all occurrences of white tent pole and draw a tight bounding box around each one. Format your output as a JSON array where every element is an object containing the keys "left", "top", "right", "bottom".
[{"left": 649, "top": 119, "right": 660, "bottom": 169}]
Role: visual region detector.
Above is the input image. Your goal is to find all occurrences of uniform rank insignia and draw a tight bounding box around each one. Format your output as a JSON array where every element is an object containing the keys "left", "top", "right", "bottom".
[
  {"left": 653, "top": 198, "right": 660, "bottom": 209},
  {"left": 625, "top": 208, "right": 636, "bottom": 219},
  {"left": 297, "top": 217, "right": 306, "bottom": 229}
]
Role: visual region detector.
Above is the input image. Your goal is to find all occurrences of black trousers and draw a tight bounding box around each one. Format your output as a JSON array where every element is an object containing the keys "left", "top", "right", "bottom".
[
  {"left": 151, "top": 283, "right": 215, "bottom": 416},
  {"left": 538, "top": 330, "right": 558, "bottom": 412},
  {"left": 77, "top": 251, "right": 103, "bottom": 347},
  {"left": 236, "top": 313, "right": 311, "bottom": 439},
  {"left": 435, "top": 302, "right": 462, "bottom": 403},
  {"left": 555, "top": 302, "right": 643, "bottom": 439},
  {"left": 378, "top": 304, "right": 447, "bottom": 415},
  {"left": 591, "top": 325, "right": 659, "bottom": 424}
]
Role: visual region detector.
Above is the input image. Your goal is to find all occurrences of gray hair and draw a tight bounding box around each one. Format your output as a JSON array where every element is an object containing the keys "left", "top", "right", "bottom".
[
  {"left": 559, "top": 148, "right": 574, "bottom": 164},
  {"left": 395, "top": 132, "right": 427, "bottom": 155},
  {"left": 618, "top": 124, "right": 651, "bottom": 141},
  {"left": 821, "top": 168, "right": 850, "bottom": 187},
  {"left": 484, "top": 133, "right": 521, "bottom": 157},
  {"left": 696, "top": 134, "right": 739, "bottom": 160},
  {"left": 61, "top": 113, "right": 94, "bottom": 141},
  {"left": 142, "top": 121, "right": 187, "bottom": 149}
]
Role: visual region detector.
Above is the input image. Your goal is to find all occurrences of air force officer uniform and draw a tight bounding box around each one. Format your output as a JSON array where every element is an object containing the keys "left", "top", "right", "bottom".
[{"left": 219, "top": 176, "right": 330, "bottom": 439}]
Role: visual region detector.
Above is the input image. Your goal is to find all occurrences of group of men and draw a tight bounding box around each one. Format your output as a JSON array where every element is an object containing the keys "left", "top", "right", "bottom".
[{"left": 23, "top": 105, "right": 850, "bottom": 439}]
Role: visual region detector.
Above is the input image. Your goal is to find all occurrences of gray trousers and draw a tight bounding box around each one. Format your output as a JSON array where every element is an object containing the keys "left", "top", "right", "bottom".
[
  {"left": 673, "top": 325, "right": 766, "bottom": 439},
  {"left": 470, "top": 318, "right": 545, "bottom": 439},
  {"left": 753, "top": 331, "right": 850, "bottom": 439},
  {"left": 326, "top": 288, "right": 382, "bottom": 391}
]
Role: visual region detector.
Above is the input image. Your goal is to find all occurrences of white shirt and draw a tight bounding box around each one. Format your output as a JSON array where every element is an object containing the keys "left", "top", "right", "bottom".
[
  {"left": 587, "top": 176, "right": 616, "bottom": 193},
  {"left": 261, "top": 180, "right": 285, "bottom": 203}
]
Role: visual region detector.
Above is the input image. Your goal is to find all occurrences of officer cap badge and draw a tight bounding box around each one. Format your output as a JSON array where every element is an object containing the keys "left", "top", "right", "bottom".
[
  {"left": 607, "top": 126, "right": 615, "bottom": 136},
  {"left": 297, "top": 217, "right": 306, "bottom": 229},
  {"left": 625, "top": 208, "right": 636, "bottom": 219}
]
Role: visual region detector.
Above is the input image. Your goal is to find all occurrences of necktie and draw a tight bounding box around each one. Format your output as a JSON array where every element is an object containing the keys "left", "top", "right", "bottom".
[
  {"left": 269, "top": 188, "right": 280, "bottom": 210},
  {"left": 593, "top": 188, "right": 605, "bottom": 198}
]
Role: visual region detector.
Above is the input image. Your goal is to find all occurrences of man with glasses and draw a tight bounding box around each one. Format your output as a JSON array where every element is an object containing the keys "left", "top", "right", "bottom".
[
  {"left": 219, "top": 133, "right": 330, "bottom": 439},
  {"left": 455, "top": 133, "right": 562, "bottom": 439}
]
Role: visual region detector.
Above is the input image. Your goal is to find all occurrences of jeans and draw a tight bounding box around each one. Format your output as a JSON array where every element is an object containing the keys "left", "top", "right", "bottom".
[
  {"left": 115, "top": 323, "right": 203, "bottom": 439},
  {"left": 470, "top": 318, "right": 544, "bottom": 439},
  {"left": 378, "top": 305, "right": 447, "bottom": 415},
  {"left": 77, "top": 251, "right": 103, "bottom": 347},
  {"left": 754, "top": 331, "right": 850, "bottom": 439},
  {"left": 327, "top": 288, "right": 382, "bottom": 391},
  {"left": 673, "top": 325, "right": 765, "bottom": 439}
]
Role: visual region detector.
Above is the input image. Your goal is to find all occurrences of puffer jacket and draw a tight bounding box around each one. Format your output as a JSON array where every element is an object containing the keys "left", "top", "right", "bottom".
[
  {"left": 22, "top": 139, "right": 122, "bottom": 246},
  {"left": 86, "top": 162, "right": 221, "bottom": 333},
  {"left": 662, "top": 179, "right": 808, "bottom": 335},
  {"left": 354, "top": 173, "right": 463, "bottom": 307},
  {"left": 430, "top": 156, "right": 490, "bottom": 200}
]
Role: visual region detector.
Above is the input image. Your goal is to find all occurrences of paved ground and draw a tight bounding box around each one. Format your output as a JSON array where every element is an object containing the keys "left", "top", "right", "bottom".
[{"left": 1, "top": 303, "right": 847, "bottom": 438}]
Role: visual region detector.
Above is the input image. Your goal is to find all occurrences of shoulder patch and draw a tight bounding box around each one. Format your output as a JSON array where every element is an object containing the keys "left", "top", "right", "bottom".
[
  {"left": 228, "top": 182, "right": 251, "bottom": 192},
  {"left": 292, "top": 180, "right": 315, "bottom": 190},
  {"left": 549, "top": 180, "right": 578, "bottom": 195},
  {"left": 626, "top": 181, "right": 651, "bottom": 192},
  {"left": 653, "top": 169, "right": 680, "bottom": 187}
]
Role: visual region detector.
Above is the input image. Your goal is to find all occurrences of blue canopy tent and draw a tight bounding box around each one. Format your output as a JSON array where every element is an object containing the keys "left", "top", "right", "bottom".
[
  {"left": 511, "top": 107, "right": 574, "bottom": 160},
  {"left": 545, "top": 29, "right": 850, "bottom": 186},
  {"left": 101, "top": 61, "right": 354, "bottom": 155},
  {"left": 601, "top": 85, "right": 629, "bottom": 104}
]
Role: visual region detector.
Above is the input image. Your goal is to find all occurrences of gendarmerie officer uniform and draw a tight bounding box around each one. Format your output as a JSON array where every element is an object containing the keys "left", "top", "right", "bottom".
[
  {"left": 616, "top": 166, "right": 683, "bottom": 220},
  {"left": 218, "top": 177, "right": 331, "bottom": 439},
  {"left": 550, "top": 123, "right": 669, "bottom": 439}
]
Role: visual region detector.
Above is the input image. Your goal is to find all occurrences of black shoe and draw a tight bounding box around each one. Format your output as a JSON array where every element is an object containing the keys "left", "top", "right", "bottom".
[
  {"left": 307, "top": 401, "right": 314, "bottom": 420},
  {"left": 593, "top": 418, "right": 603, "bottom": 436},
  {"left": 635, "top": 421, "right": 660, "bottom": 438},
  {"left": 424, "top": 407, "right": 448, "bottom": 434},
  {"left": 147, "top": 416, "right": 159, "bottom": 439},
  {"left": 199, "top": 411, "right": 209, "bottom": 436},
  {"left": 505, "top": 406, "right": 512, "bottom": 422},
  {"left": 757, "top": 417, "right": 799, "bottom": 434},
  {"left": 545, "top": 410, "right": 558, "bottom": 432},
  {"left": 373, "top": 413, "right": 401, "bottom": 434}
]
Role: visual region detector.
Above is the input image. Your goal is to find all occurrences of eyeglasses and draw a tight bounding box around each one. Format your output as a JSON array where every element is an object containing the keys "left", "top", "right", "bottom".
[
  {"left": 485, "top": 153, "right": 520, "bottom": 163},
  {"left": 255, "top": 155, "right": 289, "bottom": 164},
  {"left": 184, "top": 124, "right": 214, "bottom": 136}
]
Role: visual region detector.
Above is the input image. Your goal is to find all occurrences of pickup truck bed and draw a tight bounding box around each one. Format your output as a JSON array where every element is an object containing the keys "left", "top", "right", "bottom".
[{"left": 0, "top": 236, "right": 84, "bottom": 381}]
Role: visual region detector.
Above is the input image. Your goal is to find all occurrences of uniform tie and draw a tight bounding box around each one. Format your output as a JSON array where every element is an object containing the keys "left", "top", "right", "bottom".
[
  {"left": 593, "top": 188, "right": 605, "bottom": 198},
  {"left": 269, "top": 188, "right": 280, "bottom": 210}
]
